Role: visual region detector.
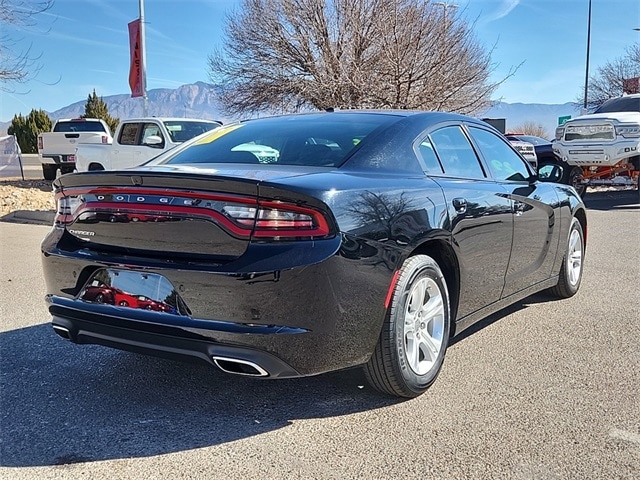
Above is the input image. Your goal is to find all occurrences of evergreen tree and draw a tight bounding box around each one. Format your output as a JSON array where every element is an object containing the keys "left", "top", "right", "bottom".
[
  {"left": 7, "top": 109, "right": 52, "bottom": 153},
  {"left": 82, "top": 89, "right": 119, "bottom": 133}
]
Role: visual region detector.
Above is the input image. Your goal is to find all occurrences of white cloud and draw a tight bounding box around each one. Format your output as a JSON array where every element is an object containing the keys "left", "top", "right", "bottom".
[{"left": 487, "top": 0, "right": 520, "bottom": 22}]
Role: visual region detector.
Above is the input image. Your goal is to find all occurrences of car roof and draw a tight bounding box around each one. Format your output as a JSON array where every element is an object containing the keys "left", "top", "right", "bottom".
[
  {"left": 237, "top": 109, "right": 486, "bottom": 127},
  {"left": 122, "top": 117, "right": 221, "bottom": 123},
  {"left": 594, "top": 95, "right": 640, "bottom": 113}
]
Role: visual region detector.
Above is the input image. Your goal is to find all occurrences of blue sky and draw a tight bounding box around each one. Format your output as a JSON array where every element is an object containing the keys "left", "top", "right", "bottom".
[{"left": 1, "top": 0, "right": 638, "bottom": 122}]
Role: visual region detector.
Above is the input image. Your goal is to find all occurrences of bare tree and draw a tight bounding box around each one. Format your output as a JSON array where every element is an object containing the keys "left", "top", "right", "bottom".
[
  {"left": 512, "top": 121, "right": 549, "bottom": 139},
  {"left": 209, "top": 0, "right": 516, "bottom": 116},
  {"left": 0, "top": 0, "right": 54, "bottom": 88},
  {"left": 579, "top": 42, "right": 640, "bottom": 111}
]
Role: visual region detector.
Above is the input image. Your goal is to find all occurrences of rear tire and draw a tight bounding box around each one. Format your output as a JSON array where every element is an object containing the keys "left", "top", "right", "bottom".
[
  {"left": 60, "top": 165, "right": 75, "bottom": 175},
  {"left": 365, "top": 255, "right": 451, "bottom": 398},
  {"left": 42, "top": 164, "right": 57, "bottom": 181},
  {"left": 549, "top": 217, "right": 584, "bottom": 298}
]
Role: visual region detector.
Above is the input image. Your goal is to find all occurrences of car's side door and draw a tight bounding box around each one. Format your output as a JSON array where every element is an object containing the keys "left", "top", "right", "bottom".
[
  {"left": 466, "top": 126, "right": 561, "bottom": 298},
  {"left": 420, "top": 125, "right": 513, "bottom": 319},
  {"left": 113, "top": 122, "right": 165, "bottom": 170}
]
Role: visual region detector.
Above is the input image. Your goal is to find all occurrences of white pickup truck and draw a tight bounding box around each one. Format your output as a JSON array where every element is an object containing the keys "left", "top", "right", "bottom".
[
  {"left": 75, "top": 117, "right": 221, "bottom": 172},
  {"left": 38, "top": 118, "right": 112, "bottom": 180},
  {"left": 553, "top": 94, "right": 640, "bottom": 195}
]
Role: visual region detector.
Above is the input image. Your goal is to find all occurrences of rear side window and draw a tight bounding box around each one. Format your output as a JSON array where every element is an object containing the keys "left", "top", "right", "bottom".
[
  {"left": 53, "top": 120, "right": 107, "bottom": 133},
  {"left": 468, "top": 127, "right": 530, "bottom": 182},
  {"left": 416, "top": 138, "right": 443, "bottom": 174},
  {"left": 429, "top": 126, "right": 485, "bottom": 179}
]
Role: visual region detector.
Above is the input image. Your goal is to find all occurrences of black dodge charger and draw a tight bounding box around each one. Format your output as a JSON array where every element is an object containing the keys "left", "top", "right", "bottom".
[{"left": 42, "top": 111, "right": 587, "bottom": 398}]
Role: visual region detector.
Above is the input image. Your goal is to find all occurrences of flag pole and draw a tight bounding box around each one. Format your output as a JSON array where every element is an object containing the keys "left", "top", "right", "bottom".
[
  {"left": 139, "top": 0, "right": 148, "bottom": 116},
  {"left": 582, "top": 0, "right": 592, "bottom": 113}
]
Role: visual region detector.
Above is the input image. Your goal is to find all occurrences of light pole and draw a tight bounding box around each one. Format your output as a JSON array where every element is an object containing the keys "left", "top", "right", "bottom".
[
  {"left": 583, "top": 0, "right": 592, "bottom": 112},
  {"left": 434, "top": 2, "right": 458, "bottom": 104},
  {"left": 434, "top": 2, "right": 459, "bottom": 26}
]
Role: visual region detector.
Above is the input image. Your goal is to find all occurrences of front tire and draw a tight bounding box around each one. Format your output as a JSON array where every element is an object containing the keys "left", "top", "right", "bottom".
[
  {"left": 365, "top": 255, "right": 451, "bottom": 398},
  {"left": 549, "top": 217, "right": 584, "bottom": 298},
  {"left": 566, "top": 167, "right": 586, "bottom": 197}
]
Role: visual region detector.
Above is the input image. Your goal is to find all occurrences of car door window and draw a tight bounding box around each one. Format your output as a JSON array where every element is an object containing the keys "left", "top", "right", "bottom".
[
  {"left": 429, "top": 126, "right": 485, "bottom": 179},
  {"left": 141, "top": 123, "right": 164, "bottom": 147},
  {"left": 468, "top": 127, "right": 530, "bottom": 182},
  {"left": 118, "top": 123, "right": 141, "bottom": 145}
]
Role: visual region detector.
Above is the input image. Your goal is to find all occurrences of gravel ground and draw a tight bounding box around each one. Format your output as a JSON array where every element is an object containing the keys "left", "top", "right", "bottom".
[{"left": 0, "top": 180, "right": 55, "bottom": 216}]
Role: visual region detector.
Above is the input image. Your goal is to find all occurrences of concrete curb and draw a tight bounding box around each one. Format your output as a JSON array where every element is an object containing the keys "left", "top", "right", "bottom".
[{"left": 1, "top": 210, "right": 55, "bottom": 226}]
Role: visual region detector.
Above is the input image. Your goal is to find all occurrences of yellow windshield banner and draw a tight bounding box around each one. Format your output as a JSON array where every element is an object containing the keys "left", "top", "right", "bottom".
[{"left": 193, "top": 124, "right": 244, "bottom": 145}]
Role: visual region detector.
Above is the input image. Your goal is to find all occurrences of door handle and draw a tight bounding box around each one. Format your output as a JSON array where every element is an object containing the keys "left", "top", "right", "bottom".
[{"left": 452, "top": 197, "right": 467, "bottom": 214}]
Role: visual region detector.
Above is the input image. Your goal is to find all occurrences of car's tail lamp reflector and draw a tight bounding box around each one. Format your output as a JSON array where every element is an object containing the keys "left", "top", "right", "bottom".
[{"left": 38, "top": 136, "right": 43, "bottom": 150}]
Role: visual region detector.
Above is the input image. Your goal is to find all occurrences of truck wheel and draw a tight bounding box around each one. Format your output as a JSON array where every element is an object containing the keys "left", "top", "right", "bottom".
[
  {"left": 566, "top": 167, "right": 586, "bottom": 197},
  {"left": 60, "top": 165, "right": 75, "bottom": 175},
  {"left": 42, "top": 164, "right": 57, "bottom": 181}
]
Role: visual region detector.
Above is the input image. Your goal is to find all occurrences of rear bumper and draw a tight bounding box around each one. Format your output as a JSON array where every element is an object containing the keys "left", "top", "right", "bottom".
[
  {"left": 42, "top": 229, "right": 399, "bottom": 377},
  {"left": 49, "top": 303, "right": 301, "bottom": 378},
  {"left": 40, "top": 154, "right": 76, "bottom": 165}
]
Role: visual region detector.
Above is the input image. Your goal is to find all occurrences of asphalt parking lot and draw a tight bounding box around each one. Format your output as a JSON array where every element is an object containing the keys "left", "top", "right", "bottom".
[{"left": 1, "top": 189, "right": 638, "bottom": 480}]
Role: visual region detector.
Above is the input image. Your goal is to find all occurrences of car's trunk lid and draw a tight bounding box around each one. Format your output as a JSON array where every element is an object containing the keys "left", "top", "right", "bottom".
[{"left": 53, "top": 167, "right": 334, "bottom": 261}]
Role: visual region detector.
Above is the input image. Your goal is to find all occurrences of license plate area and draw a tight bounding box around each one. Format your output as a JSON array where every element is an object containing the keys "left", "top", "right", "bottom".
[{"left": 78, "top": 268, "right": 189, "bottom": 315}]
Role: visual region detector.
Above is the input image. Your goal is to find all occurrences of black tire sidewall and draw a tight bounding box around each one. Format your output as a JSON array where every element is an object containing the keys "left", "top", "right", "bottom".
[
  {"left": 567, "top": 167, "right": 586, "bottom": 197},
  {"left": 391, "top": 257, "right": 451, "bottom": 393}
]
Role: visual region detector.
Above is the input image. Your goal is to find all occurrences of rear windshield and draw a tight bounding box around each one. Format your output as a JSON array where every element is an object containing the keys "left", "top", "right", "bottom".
[
  {"left": 161, "top": 113, "right": 400, "bottom": 167},
  {"left": 163, "top": 120, "right": 220, "bottom": 143},
  {"left": 594, "top": 96, "right": 640, "bottom": 113},
  {"left": 53, "top": 120, "right": 108, "bottom": 133}
]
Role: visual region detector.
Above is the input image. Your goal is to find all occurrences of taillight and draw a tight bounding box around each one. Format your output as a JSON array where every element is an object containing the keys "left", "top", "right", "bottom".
[
  {"left": 54, "top": 193, "right": 84, "bottom": 225},
  {"left": 38, "top": 136, "right": 43, "bottom": 150},
  {"left": 102, "top": 135, "right": 108, "bottom": 144},
  {"left": 223, "top": 202, "right": 330, "bottom": 239},
  {"left": 53, "top": 188, "right": 333, "bottom": 240}
]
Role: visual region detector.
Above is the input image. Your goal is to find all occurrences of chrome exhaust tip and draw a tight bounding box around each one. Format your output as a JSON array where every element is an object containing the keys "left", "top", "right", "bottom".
[
  {"left": 212, "top": 356, "right": 269, "bottom": 377},
  {"left": 52, "top": 324, "right": 72, "bottom": 340}
]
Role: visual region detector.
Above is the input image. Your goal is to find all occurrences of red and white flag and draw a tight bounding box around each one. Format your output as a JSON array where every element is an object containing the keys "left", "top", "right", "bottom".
[{"left": 128, "top": 19, "right": 143, "bottom": 98}]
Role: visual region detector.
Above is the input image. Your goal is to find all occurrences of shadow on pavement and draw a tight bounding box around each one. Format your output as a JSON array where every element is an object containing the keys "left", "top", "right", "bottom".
[
  {"left": 582, "top": 188, "right": 639, "bottom": 211},
  {"left": 450, "top": 290, "right": 555, "bottom": 346},
  {"left": 0, "top": 323, "right": 399, "bottom": 467}
]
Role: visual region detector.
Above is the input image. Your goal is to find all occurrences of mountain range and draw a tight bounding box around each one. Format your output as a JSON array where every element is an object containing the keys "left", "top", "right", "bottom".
[{"left": 0, "top": 82, "right": 580, "bottom": 138}]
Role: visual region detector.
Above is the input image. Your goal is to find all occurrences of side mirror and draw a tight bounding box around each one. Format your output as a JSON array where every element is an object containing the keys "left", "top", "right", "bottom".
[
  {"left": 144, "top": 135, "right": 163, "bottom": 147},
  {"left": 537, "top": 164, "right": 564, "bottom": 183}
]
